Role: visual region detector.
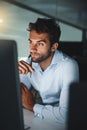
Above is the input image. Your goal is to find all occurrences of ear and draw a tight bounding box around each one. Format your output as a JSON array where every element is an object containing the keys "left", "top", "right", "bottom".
[{"left": 51, "top": 42, "right": 58, "bottom": 52}]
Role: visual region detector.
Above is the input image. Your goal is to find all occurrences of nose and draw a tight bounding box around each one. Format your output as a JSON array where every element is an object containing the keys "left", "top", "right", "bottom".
[{"left": 30, "top": 44, "right": 37, "bottom": 52}]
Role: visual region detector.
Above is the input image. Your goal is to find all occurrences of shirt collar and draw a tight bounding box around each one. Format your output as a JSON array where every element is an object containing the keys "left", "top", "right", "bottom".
[
  {"left": 32, "top": 50, "right": 63, "bottom": 68},
  {"left": 50, "top": 50, "right": 63, "bottom": 65}
]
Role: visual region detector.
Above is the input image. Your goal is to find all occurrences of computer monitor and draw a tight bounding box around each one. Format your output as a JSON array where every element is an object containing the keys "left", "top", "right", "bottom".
[
  {"left": 0, "top": 40, "right": 24, "bottom": 130},
  {"left": 67, "top": 82, "right": 87, "bottom": 130}
]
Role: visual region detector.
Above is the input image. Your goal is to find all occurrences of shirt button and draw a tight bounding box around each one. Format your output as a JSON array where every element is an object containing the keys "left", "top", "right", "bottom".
[{"left": 37, "top": 114, "right": 39, "bottom": 117}]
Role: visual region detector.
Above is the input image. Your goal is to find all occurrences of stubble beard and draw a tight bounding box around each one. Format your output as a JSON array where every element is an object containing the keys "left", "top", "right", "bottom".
[{"left": 31, "top": 50, "right": 53, "bottom": 63}]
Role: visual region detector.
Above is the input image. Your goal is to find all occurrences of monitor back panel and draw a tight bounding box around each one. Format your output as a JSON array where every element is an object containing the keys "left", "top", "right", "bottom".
[
  {"left": 67, "top": 82, "right": 87, "bottom": 130},
  {"left": 0, "top": 40, "right": 24, "bottom": 130}
]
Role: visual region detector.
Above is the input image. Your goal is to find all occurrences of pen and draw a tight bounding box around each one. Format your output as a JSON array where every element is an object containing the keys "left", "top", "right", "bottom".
[{"left": 30, "top": 58, "right": 32, "bottom": 77}]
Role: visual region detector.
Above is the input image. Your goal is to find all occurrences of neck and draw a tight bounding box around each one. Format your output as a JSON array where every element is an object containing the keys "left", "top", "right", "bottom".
[{"left": 39, "top": 53, "right": 54, "bottom": 71}]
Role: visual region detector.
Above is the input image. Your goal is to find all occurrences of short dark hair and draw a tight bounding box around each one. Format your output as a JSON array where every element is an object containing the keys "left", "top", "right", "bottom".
[{"left": 28, "top": 18, "right": 61, "bottom": 46}]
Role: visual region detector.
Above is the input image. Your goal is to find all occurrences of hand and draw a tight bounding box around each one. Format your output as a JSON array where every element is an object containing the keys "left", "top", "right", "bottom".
[
  {"left": 18, "top": 60, "right": 34, "bottom": 74},
  {"left": 21, "top": 83, "right": 35, "bottom": 112}
]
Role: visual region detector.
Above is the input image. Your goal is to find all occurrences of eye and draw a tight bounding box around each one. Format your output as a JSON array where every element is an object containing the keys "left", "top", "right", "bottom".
[{"left": 38, "top": 42, "right": 45, "bottom": 46}]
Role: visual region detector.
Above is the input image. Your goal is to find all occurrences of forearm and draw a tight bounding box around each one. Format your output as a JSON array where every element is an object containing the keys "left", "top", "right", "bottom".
[
  {"left": 21, "top": 83, "right": 35, "bottom": 112},
  {"left": 33, "top": 104, "right": 67, "bottom": 124}
]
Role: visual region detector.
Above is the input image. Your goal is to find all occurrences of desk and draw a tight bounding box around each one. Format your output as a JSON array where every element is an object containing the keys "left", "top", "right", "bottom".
[{"left": 23, "top": 108, "right": 66, "bottom": 130}]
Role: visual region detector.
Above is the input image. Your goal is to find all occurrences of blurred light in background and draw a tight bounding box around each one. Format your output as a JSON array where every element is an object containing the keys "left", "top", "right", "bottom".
[{"left": 0, "top": 18, "right": 3, "bottom": 24}]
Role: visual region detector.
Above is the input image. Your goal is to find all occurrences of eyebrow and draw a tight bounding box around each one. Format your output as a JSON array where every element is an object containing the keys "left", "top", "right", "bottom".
[
  {"left": 28, "top": 39, "right": 47, "bottom": 43},
  {"left": 37, "top": 40, "right": 46, "bottom": 43}
]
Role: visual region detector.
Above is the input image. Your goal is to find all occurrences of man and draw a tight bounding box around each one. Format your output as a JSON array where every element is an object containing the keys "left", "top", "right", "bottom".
[{"left": 19, "top": 18, "right": 79, "bottom": 124}]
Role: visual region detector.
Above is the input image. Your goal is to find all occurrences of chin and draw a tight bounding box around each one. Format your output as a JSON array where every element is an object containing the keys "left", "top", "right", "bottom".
[{"left": 31, "top": 58, "right": 38, "bottom": 62}]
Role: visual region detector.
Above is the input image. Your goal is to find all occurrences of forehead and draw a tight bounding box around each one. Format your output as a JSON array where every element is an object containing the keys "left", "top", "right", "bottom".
[{"left": 29, "top": 30, "right": 50, "bottom": 40}]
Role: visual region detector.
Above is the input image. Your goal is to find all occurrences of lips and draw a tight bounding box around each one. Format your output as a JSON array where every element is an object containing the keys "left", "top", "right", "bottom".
[
  {"left": 31, "top": 54, "right": 36, "bottom": 58},
  {"left": 30, "top": 53, "right": 38, "bottom": 60}
]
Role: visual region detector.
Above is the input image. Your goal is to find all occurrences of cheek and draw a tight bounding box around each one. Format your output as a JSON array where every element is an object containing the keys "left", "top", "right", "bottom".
[
  {"left": 39, "top": 47, "right": 50, "bottom": 54},
  {"left": 40, "top": 48, "right": 51, "bottom": 57}
]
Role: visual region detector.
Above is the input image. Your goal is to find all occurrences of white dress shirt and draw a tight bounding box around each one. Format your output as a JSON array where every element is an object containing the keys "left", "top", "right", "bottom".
[{"left": 20, "top": 50, "right": 79, "bottom": 124}]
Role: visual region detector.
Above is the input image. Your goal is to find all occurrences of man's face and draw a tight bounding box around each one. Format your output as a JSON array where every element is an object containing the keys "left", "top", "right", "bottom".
[{"left": 29, "top": 30, "right": 53, "bottom": 63}]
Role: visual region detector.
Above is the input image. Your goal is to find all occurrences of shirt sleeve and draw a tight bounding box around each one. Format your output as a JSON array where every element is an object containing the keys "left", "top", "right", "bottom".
[
  {"left": 19, "top": 74, "right": 32, "bottom": 89},
  {"left": 33, "top": 59, "right": 79, "bottom": 124},
  {"left": 19, "top": 57, "right": 32, "bottom": 89}
]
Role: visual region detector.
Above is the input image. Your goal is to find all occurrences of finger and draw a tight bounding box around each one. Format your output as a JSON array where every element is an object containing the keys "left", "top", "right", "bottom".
[
  {"left": 18, "top": 64, "right": 28, "bottom": 74},
  {"left": 18, "top": 61, "right": 29, "bottom": 74},
  {"left": 19, "top": 60, "right": 34, "bottom": 73},
  {"left": 21, "top": 60, "right": 34, "bottom": 73},
  {"left": 18, "top": 69, "right": 22, "bottom": 74}
]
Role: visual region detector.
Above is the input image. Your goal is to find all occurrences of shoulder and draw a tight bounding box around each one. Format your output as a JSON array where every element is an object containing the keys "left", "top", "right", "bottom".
[{"left": 55, "top": 50, "right": 79, "bottom": 68}]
